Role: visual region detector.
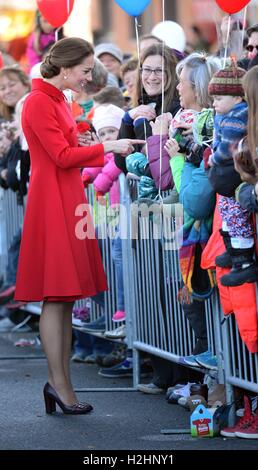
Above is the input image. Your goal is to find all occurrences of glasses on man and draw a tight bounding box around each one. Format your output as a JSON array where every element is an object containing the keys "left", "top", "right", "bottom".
[
  {"left": 140, "top": 67, "right": 165, "bottom": 78},
  {"left": 246, "top": 44, "right": 258, "bottom": 53}
]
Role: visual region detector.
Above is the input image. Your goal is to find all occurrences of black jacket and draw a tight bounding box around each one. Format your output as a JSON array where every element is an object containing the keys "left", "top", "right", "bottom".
[
  {"left": 207, "top": 160, "right": 242, "bottom": 197},
  {"left": 0, "top": 139, "right": 30, "bottom": 202},
  {"left": 237, "top": 182, "right": 258, "bottom": 213}
]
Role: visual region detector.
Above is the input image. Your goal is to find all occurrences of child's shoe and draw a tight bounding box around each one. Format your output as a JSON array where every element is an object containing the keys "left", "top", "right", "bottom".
[
  {"left": 112, "top": 310, "right": 126, "bottom": 322},
  {"left": 220, "top": 395, "right": 252, "bottom": 437},
  {"left": 215, "top": 251, "right": 232, "bottom": 268},
  {"left": 71, "top": 352, "right": 88, "bottom": 363}
]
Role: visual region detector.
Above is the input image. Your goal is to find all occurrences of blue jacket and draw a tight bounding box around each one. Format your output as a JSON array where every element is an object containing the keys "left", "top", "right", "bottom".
[
  {"left": 180, "top": 160, "right": 216, "bottom": 220},
  {"left": 212, "top": 101, "right": 248, "bottom": 166}
]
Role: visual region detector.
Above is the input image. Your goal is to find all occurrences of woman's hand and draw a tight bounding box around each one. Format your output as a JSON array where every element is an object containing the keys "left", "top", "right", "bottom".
[
  {"left": 129, "top": 105, "right": 156, "bottom": 122},
  {"left": 103, "top": 139, "right": 145, "bottom": 156},
  {"left": 78, "top": 131, "right": 99, "bottom": 147},
  {"left": 208, "top": 153, "right": 214, "bottom": 167},
  {"left": 164, "top": 138, "right": 180, "bottom": 158},
  {"left": 150, "top": 113, "right": 171, "bottom": 135}
]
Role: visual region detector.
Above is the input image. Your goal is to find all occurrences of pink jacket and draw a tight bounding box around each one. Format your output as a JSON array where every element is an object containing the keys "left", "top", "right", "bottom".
[
  {"left": 82, "top": 152, "right": 121, "bottom": 204},
  {"left": 147, "top": 134, "right": 174, "bottom": 190},
  {"left": 26, "top": 31, "right": 56, "bottom": 70}
]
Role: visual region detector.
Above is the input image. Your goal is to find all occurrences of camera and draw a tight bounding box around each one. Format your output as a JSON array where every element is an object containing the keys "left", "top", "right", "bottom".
[{"left": 171, "top": 127, "right": 204, "bottom": 167}]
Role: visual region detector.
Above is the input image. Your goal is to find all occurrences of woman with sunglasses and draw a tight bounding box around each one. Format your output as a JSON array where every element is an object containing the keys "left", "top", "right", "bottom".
[{"left": 245, "top": 24, "right": 258, "bottom": 60}]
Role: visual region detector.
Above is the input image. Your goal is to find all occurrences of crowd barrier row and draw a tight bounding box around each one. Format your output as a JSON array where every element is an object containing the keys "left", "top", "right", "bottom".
[{"left": 0, "top": 182, "right": 257, "bottom": 401}]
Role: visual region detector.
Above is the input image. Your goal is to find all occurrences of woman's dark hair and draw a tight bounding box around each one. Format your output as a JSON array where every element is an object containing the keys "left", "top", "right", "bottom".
[
  {"left": 93, "top": 86, "right": 125, "bottom": 108},
  {"left": 121, "top": 57, "right": 138, "bottom": 78},
  {"left": 0, "top": 67, "right": 30, "bottom": 120},
  {"left": 84, "top": 58, "right": 107, "bottom": 94},
  {"left": 243, "top": 66, "right": 258, "bottom": 165},
  {"left": 132, "top": 43, "right": 177, "bottom": 112},
  {"left": 139, "top": 34, "right": 162, "bottom": 45},
  {"left": 234, "top": 136, "right": 257, "bottom": 184},
  {"left": 40, "top": 38, "right": 94, "bottom": 79}
]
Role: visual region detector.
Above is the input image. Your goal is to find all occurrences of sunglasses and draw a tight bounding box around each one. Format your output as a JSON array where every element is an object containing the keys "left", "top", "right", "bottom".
[{"left": 246, "top": 44, "right": 258, "bottom": 53}]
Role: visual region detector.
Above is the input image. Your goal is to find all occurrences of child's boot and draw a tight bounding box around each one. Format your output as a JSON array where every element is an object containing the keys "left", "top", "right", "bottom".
[
  {"left": 215, "top": 230, "right": 232, "bottom": 268},
  {"left": 220, "top": 247, "right": 258, "bottom": 287}
]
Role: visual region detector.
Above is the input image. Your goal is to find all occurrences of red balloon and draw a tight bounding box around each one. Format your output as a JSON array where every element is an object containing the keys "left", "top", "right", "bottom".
[
  {"left": 37, "top": 0, "right": 75, "bottom": 28},
  {"left": 215, "top": 0, "right": 250, "bottom": 14}
]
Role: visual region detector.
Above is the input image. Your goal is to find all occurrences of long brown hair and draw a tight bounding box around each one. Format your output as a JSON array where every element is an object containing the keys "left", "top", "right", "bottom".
[
  {"left": 132, "top": 43, "right": 178, "bottom": 112},
  {"left": 234, "top": 136, "right": 257, "bottom": 184},
  {"left": 243, "top": 66, "right": 258, "bottom": 166}
]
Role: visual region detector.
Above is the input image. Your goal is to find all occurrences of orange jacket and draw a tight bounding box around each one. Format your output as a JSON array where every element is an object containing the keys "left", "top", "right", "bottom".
[{"left": 201, "top": 196, "right": 258, "bottom": 353}]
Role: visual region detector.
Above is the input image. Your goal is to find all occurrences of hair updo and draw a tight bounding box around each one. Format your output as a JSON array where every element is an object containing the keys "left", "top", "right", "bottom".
[{"left": 40, "top": 37, "right": 94, "bottom": 79}]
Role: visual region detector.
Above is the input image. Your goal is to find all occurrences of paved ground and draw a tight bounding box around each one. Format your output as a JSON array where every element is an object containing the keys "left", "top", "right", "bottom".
[{"left": 0, "top": 331, "right": 257, "bottom": 452}]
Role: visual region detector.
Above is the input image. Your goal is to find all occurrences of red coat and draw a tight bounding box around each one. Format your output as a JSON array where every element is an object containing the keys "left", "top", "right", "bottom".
[{"left": 15, "top": 79, "right": 107, "bottom": 302}]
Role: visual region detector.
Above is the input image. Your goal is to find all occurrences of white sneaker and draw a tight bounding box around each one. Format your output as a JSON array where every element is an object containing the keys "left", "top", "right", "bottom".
[
  {"left": 173, "top": 382, "right": 196, "bottom": 398},
  {"left": 72, "top": 316, "right": 88, "bottom": 327},
  {"left": 104, "top": 325, "right": 126, "bottom": 339},
  {"left": 137, "top": 382, "right": 164, "bottom": 394}
]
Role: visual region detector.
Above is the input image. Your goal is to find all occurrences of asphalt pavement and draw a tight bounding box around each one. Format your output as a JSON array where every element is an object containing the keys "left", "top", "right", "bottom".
[{"left": 0, "top": 331, "right": 257, "bottom": 452}]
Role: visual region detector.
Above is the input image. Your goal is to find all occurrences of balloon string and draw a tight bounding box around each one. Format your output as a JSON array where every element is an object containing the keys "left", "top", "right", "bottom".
[
  {"left": 67, "top": 0, "right": 70, "bottom": 15},
  {"left": 242, "top": 6, "right": 247, "bottom": 51},
  {"left": 55, "top": 27, "right": 61, "bottom": 42},
  {"left": 135, "top": 17, "right": 141, "bottom": 88},
  {"left": 135, "top": 17, "right": 149, "bottom": 161},
  {"left": 158, "top": 0, "right": 165, "bottom": 199},
  {"left": 223, "top": 14, "right": 231, "bottom": 67}
]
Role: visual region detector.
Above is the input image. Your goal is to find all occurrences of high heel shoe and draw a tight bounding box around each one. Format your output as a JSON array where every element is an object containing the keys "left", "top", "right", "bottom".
[{"left": 43, "top": 382, "right": 93, "bottom": 415}]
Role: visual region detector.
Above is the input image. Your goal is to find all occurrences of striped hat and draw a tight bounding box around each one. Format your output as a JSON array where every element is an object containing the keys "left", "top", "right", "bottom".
[{"left": 208, "top": 65, "right": 246, "bottom": 97}]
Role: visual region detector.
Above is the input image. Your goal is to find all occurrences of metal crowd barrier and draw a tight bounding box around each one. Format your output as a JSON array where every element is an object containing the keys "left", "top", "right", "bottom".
[
  {"left": 121, "top": 178, "right": 222, "bottom": 386},
  {"left": 0, "top": 189, "right": 23, "bottom": 281},
  {"left": 122, "top": 176, "right": 258, "bottom": 395},
  {"left": 222, "top": 312, "right": 258, "bottom": 395}
]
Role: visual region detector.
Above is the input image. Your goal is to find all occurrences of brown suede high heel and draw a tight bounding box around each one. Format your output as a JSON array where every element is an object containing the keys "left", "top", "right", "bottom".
[{"left": 43, "top": 382, "right": 93, "bottom": 415}]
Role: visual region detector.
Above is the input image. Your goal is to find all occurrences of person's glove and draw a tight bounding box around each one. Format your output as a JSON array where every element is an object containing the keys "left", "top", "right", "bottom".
[
  {"left": 203, "top": 147, "right": 212, "bottom": 170},
  {"left": 82, "top": 172, "right": 91, "bottom": 188}
]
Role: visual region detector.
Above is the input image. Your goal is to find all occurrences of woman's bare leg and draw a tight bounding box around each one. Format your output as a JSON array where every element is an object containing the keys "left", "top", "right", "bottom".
[
  {"left": 40, "top": 301, "right": 76, "bottom": 405},
  {"left": 62, "top": 302, "right": 74, "bottom": 390}
]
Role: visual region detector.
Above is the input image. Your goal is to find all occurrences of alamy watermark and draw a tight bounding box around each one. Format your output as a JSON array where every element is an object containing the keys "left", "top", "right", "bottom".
[{"left": 75, "top": 201, "right": 183, "bottom": 251}]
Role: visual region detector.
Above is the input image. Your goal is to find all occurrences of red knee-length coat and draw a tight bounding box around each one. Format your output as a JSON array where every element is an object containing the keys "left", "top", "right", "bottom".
[{"left": 15, "top": 79, "right": 107, "bottom": 302}]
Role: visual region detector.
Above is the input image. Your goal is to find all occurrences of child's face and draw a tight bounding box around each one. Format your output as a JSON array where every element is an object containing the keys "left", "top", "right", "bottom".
[
  {"left": 98, "top": 126, "right": 119, "bottom": 142},
  {"left": 212, "top": 95, "right": 241, "bottom": 115}
]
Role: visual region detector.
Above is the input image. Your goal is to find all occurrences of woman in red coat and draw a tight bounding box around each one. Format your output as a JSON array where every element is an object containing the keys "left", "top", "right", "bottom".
[{"left": 15, "top": 37, "right": 142, "bottom": 415}]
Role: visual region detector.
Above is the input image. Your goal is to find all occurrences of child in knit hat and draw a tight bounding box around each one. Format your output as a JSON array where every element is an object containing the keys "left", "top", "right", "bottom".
[
  {"left": 208, "top": 64, "right": 258, "bottom": 286},
  {"left": 82, "top": 104, "right": 126, "bottom": 323}
]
